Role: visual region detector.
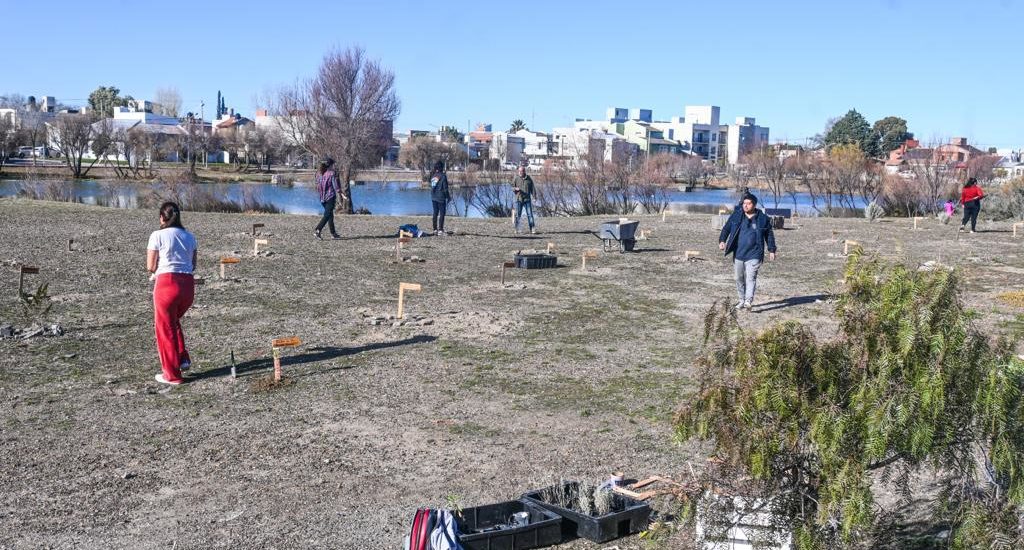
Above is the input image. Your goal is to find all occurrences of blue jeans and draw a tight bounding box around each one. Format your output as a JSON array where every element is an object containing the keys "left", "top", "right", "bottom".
[
  {"left": 734, "top": 258, "right": 762, "bottom": 304},
  {"left": 515, "top": 201, "right": 534, "bottom": 231}
]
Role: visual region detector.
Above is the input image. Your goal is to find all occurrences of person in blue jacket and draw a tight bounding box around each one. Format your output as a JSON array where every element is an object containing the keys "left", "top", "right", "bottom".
[
  {"left": 429, "top": 160, "right": 451, "bottom": 236},
  {"left": 718, "top": 193, "right": 777, "bottom": 310}
]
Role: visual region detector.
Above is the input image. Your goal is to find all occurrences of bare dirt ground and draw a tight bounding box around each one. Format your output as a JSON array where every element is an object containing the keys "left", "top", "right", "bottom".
[{"left": 1, "top": 198, "right": 1022, "bottom": 549}]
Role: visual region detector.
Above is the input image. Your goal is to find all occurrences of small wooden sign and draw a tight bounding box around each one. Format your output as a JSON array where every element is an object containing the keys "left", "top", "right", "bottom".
[
  {"left": 17, "top": 266, "right": 39, "bottom": 296},
  {"left": 272, "top": 336, "right": 301, "bottom": 348},
  {"left": 194, "top": 277, "right": 205, "bottom": 286},
  {"left": 252, "top": 223, "right": 265, "bottom": 236},
  {"left": 253, "top": 238, "right": 268, "bottom": 256},
  {"left": 661, "top": 210, "right": 669, "bottom": 222},
  {"left": 397, "top": 282, "right": 422, "bottom": 319},
  {"left": 67, "top": 238, "right": 74, "bottom": 252},
  {"left": 398, "top": 236, "right": 411, "bottom": 244},
  {"left": 501, "top": 261, "right": 515, "bottom": 286},
  {"left": 844, "top": 240, "right": 860, "bottom": 256},
  {"left": 684, "top": 250, "right": 700, "bottom": 261},
  {"left": 913, "top": 216, "right": 923, "bottom": 230},
  {"left": 546, "top": 242, "right": 556, "bottom": 254},
  {"left": 718, "top": 209, "right": 728, "bottom": 215},
  {"left": 271, "top": 336, "right": 301, "bottom": 382},
  {"left": 219, "top": 257, "right": 240, "bottom": 279},
  {"left": 581, "top": 249, "right": 598, "bottom": 270}
]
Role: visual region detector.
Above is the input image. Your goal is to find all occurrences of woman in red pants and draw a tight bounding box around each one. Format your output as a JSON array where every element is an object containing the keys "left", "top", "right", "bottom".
[{"left": 146, "top": 202, "right": 198, "bottom": 385}]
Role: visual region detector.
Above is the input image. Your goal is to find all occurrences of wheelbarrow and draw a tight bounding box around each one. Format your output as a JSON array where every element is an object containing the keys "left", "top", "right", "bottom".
[{"left": 598, "top": 219, "right": 639, "bottom": 253}]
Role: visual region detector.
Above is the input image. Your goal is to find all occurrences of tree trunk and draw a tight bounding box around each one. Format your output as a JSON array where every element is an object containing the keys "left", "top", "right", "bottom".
[{"left": 337, "top": 166, "right": 354, "bottom": 214}]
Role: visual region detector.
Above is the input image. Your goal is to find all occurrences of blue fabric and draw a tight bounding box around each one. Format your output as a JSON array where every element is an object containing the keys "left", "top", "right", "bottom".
[
  {"left": 430, "top": 173, "right": 450, "bottom": 203},
  {"left": 735, "top": 215, "right": 762, "bottom": 261},
  {"left": 515, "top": 200, "right": 535, "bottom": 230}
]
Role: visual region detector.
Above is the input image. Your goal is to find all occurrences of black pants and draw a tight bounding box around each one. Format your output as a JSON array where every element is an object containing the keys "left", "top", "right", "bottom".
[
  {"left": 961, "top": 201, "right": 980, "bottom": 231},
  {"left": 315, "top": 197, "right": 337, "bottom": 235},
  {"left": 432, "top": 200, "right": 446, "bottom": 231}
]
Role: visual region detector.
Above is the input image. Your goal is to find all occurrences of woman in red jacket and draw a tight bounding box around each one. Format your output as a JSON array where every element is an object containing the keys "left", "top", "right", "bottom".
[{"left": 958, "top": 177, "right": 984, "bottom": 233}]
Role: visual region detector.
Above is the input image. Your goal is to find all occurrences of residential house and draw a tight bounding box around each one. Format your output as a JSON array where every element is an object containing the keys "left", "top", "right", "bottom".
[
  {"left": 935, "top": 137, "right": 986, "bottom": 165},
  {"left": 997, "top": 149, "right": 1024, "bottom": 178},
  {"left": 465, "top": 123, "right": 492, "bottom": 160},
  {"left": 81, "top": 105, "right": 188, "bottom": 162}
]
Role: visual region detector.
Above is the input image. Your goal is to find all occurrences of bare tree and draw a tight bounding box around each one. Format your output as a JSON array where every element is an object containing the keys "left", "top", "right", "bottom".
[
  {"left": 0, "top": 113, "right": 18, "bottom": 174},
  {"left": 48, "top": 114, "right": 110, "bottom": 178},
  {"left": 153, "top": 86, "right": 182, "bottom": 118},
  {"left": 270, "top": 46, "right": 400, "bottom": 213},
  {"left": 748, "top": 146, "right": 786, "bottom": 208},
  {"left": 907, "top": 147, "right": 957, "bottom": 215}
]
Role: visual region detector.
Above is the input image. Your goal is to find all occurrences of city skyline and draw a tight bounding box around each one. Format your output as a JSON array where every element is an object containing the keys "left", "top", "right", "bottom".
[{"left": 5, "top": 0, "right": 1022, "bottom": 149}]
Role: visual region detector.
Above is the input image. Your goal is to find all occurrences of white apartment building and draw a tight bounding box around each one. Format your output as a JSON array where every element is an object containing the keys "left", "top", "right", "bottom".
[
  {"left": 490, "top": 132, "right": 526, "bottom": 166},
  {"left": 650, "top": 105, "right": 723, "bottom": 161},
  {"left": 511, "top": 129, "right": 551, "bottom": 165},
  {"left": 727, "top": 117, "right": 770, "bottom": 165}
]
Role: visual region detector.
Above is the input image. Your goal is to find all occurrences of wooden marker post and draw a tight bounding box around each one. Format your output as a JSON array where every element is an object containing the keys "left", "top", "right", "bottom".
[
  {"left": 684, "top": 250, "right": 700, "bottom": 261},
  {"left": 1014, "top": 222, "right": 1024, "bottom": 237},
  {"left": 18, "top": 266, "right": 39, "bottom": 296},
  {"left": 501, "top": 261, "right": 515, "bottom": 286},
  {"left": 270, "top": 337, "right": 301, "bottom": 382},
  {"left": 67, "top": 239, "right": 74, "bottom": 252},
  {"left": 230, "top": 350, "right": 236, "bottom": 379},
  {"left": 397, "top": 282, "right": 422, "bottom": 319},
  {"left": 253, "top": 238, "right": 268, "bottom": 256},
  {"left": 219, "top": 257, "right": 240, "bottom": 279},
  {"left": 718, "top": 209, "right": 728, "bottom": 215},
  {"left": 396, "top": 236, "right": 411, "bottom": 260},
  {"left": 844, "top": 240, "right": 860, "bottom": 256},
  {"left": 661, "top": 210, "right": 668, "bottom": 222},
  {"left": 251, "top": 223, "right": 265, "bottom": 236},
  {"left": 913, "top": 217, "right": 923, "bottom": 230},
  {"left": 546, "top": 242, "right": 556, "bottom": 254},
  {"left": 581, "top": 249, "right": 598, "bottom": 270}
]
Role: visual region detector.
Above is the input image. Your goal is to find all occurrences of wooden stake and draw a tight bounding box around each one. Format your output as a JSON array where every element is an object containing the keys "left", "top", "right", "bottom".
[
  {"left": 253, "top": 238, "right": 268, "bottom": 256},
  {"left": 1014, "top": 222, "right": 1024, "bottom": 237},
  {"left": 501, "top": 261, "right": 515, "bottom": 286},
  {"left": 396, "top": 236, "right": 411, "bottom": 260},
  {"left": 397, "top": 282, "right": 422, "bottom": 319},
  {"left": 270, "top": 337, "right": 301, "bottom": 382},
  {"left": 718, "top": 209, "right": 728, "bottom": 215},
  {"left": 661, "top": 210, "right": 668, "bottom": 222},
  {"left": 230, "top": 350, "right": 237, "bottom": 379},
  {"left": 546, "top": 242, "right": 556, "bottom": 254},
  {"left": 219, "top": 257, "right": 240, "bottom": 279},
  {"left": 67, "top": 238, "right": 73, "bottom": 252},
  {"left": 251, "top": 223, "right": 264, "bottom": 236},
  {"left": 844, "top": 240, "right": 860, "bottom": 256},
  {"left": 18, "top": 266, "right": 39, "bottom": 296},
  {"left": 913, "top": 216, "right": 923, "bottom": 230},
  {"left": 581, "top": 249, "right": 597, "bottom": 270}
]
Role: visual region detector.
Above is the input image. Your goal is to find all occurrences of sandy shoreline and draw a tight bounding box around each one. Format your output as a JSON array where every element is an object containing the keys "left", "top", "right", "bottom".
[{"left": 1, "top": 198, "right": 1021, "bottom": 548}]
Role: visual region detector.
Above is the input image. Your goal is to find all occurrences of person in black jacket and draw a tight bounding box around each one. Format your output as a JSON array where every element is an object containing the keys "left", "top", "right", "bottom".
[
  {"left": 429, "top": 160, "right": 451, "bottom": 235},
  {"left": 718, "top": 193, "right": 777, "bottom": 310}
]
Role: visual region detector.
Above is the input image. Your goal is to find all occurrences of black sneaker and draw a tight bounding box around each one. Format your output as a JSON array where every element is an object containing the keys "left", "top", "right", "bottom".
[
  {"left": 314, "top": 230, "right": 323, "bottom": 240},
  {"left": 331, "top": 234, "right": 342, "bottom": 240}
]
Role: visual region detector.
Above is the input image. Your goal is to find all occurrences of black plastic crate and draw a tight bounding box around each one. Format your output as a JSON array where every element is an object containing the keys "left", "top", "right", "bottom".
[
  {"left": 513, "top": 253, "right": 557, "bottom": 269},
  {"left": 521, "top": 482, "right": 651, "bottom": 543},
  {"left": 456, "top": 500, "right": 563, "bottom": 550}
]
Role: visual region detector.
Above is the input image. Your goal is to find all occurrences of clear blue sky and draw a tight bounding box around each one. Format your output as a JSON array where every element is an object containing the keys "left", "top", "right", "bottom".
[{"left": 7, "top": 0, "right": 1022, "bottom": 148}]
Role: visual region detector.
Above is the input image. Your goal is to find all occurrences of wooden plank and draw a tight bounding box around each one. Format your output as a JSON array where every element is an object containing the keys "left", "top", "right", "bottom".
[
  {"left": 397, "top": 282, "right": 422, "bottom": 319},
  {"left": 398, "top": 237, "right": 411, "bottom": 244},
  {"left": 254, "top": 238, "right": 269, "bottom": 255},
  {"left": 501, "top": 261, "right": 515, "bottom": 286},
  {"left": 251, "top": 223, "right": 265, "bottom": 235},
  {"left": 684, "top": 250, "right": 700, "bottom": 261},
  {"left": 271, "top": 336, "right": 301, "bottom": 348},
  {"left": 20, "top": 266, "right": 39, "bottom": 274},
  {"left": 220, "top": 257, "right": 241, "bottom": 264},
  {"left": 1014, "top": 222, "right": 1024, "bottom": 237}
]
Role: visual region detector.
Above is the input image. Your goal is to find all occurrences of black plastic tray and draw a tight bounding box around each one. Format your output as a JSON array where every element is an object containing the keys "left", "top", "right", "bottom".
[
  {"left": 521, "top": 482, "right": 650, "bottom": 543},
  {"left": 514, "top": 253, "right": 557, "bottom": 269},
  {"left": 457, "top": 499, "right": 563, "bottom": 550}
]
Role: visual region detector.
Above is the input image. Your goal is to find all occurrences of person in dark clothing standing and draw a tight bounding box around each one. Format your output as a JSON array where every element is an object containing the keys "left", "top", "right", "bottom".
[
  {"left": 429, "top": 160, "right": 451, "bottom": 236},
  {"left": 958, "top": 177, "right": 984, "bottom": 233},
  {"left": 314, "top": 158, "right": 342, "bottom": 240},
  {"left": 719, "top": 193, "right": 777, "bottom": 310},
  {"left": 512, "top": 165, "right": 537, "bottom": 234}
]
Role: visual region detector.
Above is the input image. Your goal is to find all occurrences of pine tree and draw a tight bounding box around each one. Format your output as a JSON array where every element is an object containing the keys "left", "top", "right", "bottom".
[{"left": 676, "top": 251, "right": 1024, "bottom": 548}]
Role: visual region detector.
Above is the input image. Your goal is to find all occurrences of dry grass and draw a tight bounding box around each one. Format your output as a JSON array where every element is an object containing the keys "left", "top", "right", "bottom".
[{"left": 997, "top": 291, "right": 1024, "bottom": 308}]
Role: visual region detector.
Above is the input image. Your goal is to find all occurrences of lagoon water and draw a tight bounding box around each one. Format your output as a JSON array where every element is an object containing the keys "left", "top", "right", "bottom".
[{"left": 0, "top": 179, "right": 864, "bottom": 217}]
